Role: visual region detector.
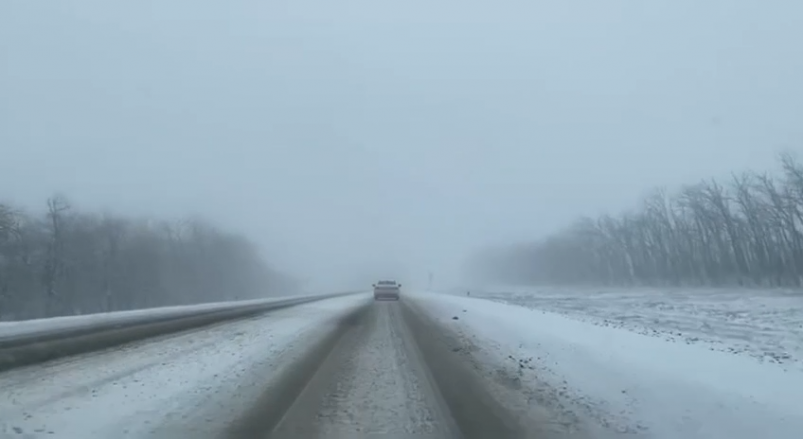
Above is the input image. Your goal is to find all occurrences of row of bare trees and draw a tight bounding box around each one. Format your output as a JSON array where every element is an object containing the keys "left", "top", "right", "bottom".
[
  {"left": 0, "top": 195, "right": 297, "bottom": 320},
  {"left": 472, "top": 153, "right": 803, "bottom": 288}
]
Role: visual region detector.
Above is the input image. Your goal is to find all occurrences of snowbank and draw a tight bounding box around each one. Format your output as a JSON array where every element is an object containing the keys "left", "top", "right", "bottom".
[
  {"left": 411, "top": 291, "right": 803, "bottom": 439},
  {"left": 0, "top": 291, "right": 364, "bottom": 340}
]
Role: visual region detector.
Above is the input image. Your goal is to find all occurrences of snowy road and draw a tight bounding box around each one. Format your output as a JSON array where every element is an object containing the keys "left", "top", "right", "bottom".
[
  {"left": 269, "top": 302, "right": 460, "bottom": 438},
  {"left": 5, "top": 288, "right": 797, "bottom": 439},
  {"left": 236, "top": 301, "right": 525, "bottom": 439},
  {"left": 0, "top": 295, "right": 372, "bottom": 438},
  {"left": 0, "top": 295, "right": 528, "bottom": 439}
]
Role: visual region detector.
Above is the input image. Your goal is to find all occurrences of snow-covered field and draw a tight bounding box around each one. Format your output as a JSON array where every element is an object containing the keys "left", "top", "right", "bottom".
[
  {"left": 411, "top": 290, "right": 803, "bottom": 439},
  {"left": 465, "top": 286, "right": 803, "bottom": 371}
]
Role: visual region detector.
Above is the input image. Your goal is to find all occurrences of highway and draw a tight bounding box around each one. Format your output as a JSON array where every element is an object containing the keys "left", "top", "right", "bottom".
[
  {"left": 0, "top": 295, "right": 533, "bottom": 439},
  {"left": 267, "top": 302, "right": 459, "bottom": 437}
]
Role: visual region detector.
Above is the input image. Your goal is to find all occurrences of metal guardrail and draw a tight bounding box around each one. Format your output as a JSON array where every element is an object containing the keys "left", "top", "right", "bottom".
[{"left": 0, "top": 291, "right": 363, "bottom": 372}]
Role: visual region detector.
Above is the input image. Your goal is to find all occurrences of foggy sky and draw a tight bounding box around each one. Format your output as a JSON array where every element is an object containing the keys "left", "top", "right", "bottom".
[{"left": 2, "top": 0, "right": 802, "bottom": 290}]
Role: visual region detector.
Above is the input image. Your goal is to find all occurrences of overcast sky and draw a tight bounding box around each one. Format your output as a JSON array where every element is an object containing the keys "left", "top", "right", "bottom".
[{"left": 2, "top": 0, "right": 802, "bottom": 290}]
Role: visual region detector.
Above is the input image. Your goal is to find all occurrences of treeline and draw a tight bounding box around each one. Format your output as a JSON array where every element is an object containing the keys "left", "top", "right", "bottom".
[
  {"left": 0, "top": 195, "right": 298, "bottom": 320},
  {"left": 472, "top": 152, "right": 803, "bottom": 288}
]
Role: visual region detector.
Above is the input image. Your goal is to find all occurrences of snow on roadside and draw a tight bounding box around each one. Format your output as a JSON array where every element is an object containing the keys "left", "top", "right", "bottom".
[
  {"left": 0, "top": 292, "right": 365, "bottom": 339},
  {"left": 468, "top": 286, "right": 803, "bottom": 371},
  {"left": 0, "top": 294, "right": 371, "bottom": 438},
  {"left": 410, "top": 291, "right": 803, "bottom": 439}
]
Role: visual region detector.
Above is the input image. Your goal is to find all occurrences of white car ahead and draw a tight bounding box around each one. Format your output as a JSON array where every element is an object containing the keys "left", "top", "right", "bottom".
[{"left": 373, "top": 280, "right": 401, "bottom": 300}]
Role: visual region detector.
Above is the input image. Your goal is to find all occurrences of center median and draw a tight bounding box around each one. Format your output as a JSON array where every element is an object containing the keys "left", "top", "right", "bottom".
[{"left": 0, "top": 292, "right": 362, "bottom": 373}]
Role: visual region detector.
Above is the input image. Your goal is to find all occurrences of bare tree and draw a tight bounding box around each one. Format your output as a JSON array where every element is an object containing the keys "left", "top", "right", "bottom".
[
  {"left": 42, "top": 195, "right": 70, "bottom": 316},
  {"left": 472, "top": 153, "right": 803, "bottom": 289},
  {"left": 0, "top": 196, "right": 297, "bottom": 321}
]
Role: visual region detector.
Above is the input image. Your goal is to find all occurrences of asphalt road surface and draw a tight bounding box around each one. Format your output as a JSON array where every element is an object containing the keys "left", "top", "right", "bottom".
[
  {"left": 226, "top": 300, "right": 526, "bottom": 439},
  {"left": 0, "top": 297, "right": 535, "bottom": 439},
  {"left": 268, "top": 301, "right": 461, "bottom": 438}
]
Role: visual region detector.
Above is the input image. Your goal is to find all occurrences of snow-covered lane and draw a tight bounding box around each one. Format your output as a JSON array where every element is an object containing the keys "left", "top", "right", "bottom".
[
  {"left": 408, "top": 291, "right": 803, "bottom": 439},
  {"left": 271, "top": 302, "right": 461, "bottom": 438},
  {"left": 0, "top": 294, "right": 371, "bottom": 438}
]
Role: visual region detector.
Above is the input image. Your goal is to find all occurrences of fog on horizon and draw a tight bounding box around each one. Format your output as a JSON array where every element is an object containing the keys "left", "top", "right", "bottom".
[{"left": 2, "top": 0, "right": 801, "bottom": 292}]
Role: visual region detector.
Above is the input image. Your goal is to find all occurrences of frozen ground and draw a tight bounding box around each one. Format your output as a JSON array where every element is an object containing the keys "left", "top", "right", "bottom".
[
  {"left": 464, "top": 286, "right": 803, "bottom": 370},
  {"left": 410, "top": 291, "right": 803, "bottom": 439}
]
